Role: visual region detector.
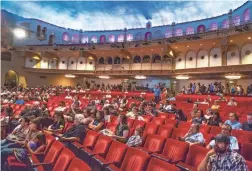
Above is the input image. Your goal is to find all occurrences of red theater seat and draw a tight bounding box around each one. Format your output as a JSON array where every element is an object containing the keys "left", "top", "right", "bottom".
[
  {"left": 164, "top": 119, "right": 177, "bottom": 128},
  {"left": 132, "top": 120, "right": 146, "bottom": 129},
  {"left": 146, "top": 157, "right": 180, "bottom": 171},
  {"left": 127, "top": 119, "right": 135, "bottom": 127},
  {"left": 80, "top": 134, "right": 112, "bottom": 164},
  {"left": 91, "top": 140, "right": 128, "bottom": 171},
  {"left": 209, "top": 126, "right": 221, "bottom": 136},
  {"left": 157, "top": 125, "right": 173, "bottom": 138},
  {"left": 177, "top": 145, "right": 209, "bottom": 171},
  {"left": 157, "top": 112, "right": 169, "bottom": 118},
  {"left": 67, "top": 157, "right": 91, "bottom": 171},
  {"left": 246, "top": 160, "right": 252, "bottom": 171},
  {"left": 106, "top": 123, "right": 117, "bottom": 133},
  {"left": 177, "top": 121, "right": 191, "bottom": 129},
  {"left": 151, "top": 117, "right": 165, "bottom": 125},
  {"left": 171, "top": 128, "right": 188, "bottom": 140},
  {"left": 152, "top": 138, "right": 189, "bottom": 164},
  {"left": 232, "top": 130, "right": 252, "bottom": 144},
  {"left": 138, "top": 134, "right": 166, "bottom": 154},
  {"left": 105, "top": 147, "right": 151, "bottom": 171},
  {"left": 200, "top": 125, "right": 211, "bottom": 134},
  {"left": 142, "top": 123, "right": 159, "bottom": 140},
  {"left": 51, "top": 148, "right": 75, "bottom": 171},
  {"left": 142, "top": 115, "right": 153, "bottom": 122},
  {"left": 241, "top": 143, "right": 252, "bottom": 162}
]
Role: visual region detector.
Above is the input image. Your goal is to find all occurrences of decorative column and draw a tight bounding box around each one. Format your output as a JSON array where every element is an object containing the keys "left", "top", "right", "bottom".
[
  {"left": 123, "top": 27, "right": 127, "bottom": 49},
  {"left": 172, "top": 22, "right": 176, "bottom": 37},
  {"left": 228, "top": 9, "right": 233, "bottom": 28}
]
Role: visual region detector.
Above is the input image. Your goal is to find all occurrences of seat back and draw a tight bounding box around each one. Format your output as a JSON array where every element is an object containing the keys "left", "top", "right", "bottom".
[
  {"left": 92, "top": 135, "right": 112, "bottom": 154},
  {"left": 52, "top": 148, "right": 75, "bottom": 171},
  {"left": 146, "top": 157, "right": 180, "bottom": 171},
  {"left": 164, "top": 119, "right": 177, "bottom": 128},
  {"left": 157, "top": 125, "right": 173, "bottom": 138},
  {"left": 67, "top": 157, "right": 91, "bottom": 171},
  {"left": 127, "top": 119, "right": 135, "bottom": 127},
  {"left": 162, "top": 138, "right": 189, "bottom": 162},
  {"left": 62, "top": 122, "right": 74, "bottom": 133},
  {"left": 142, "top": 123, "right": 159, "bottom": 140},
  {"left": 151, "top": 117, "right": 165, "bottom": 125},
  {"left": 105, "top": 140, "right": 128, "bottom": 164},
  {"left": 185, "top": 145, "right": 209, "bottom": 168},
  {"left": 43, "top": 140, "right": 65, "bottom": 164},
  {"left": 106, "top": 123, "right": 117, "bottom": 134},
  {"left": 209, "top": 126, "right": 221, "bottom": 136},
  {"left": 177, "top": 121, "right": 191, "bottom": 129},
  {"left": 246, "top": 160, "right": 252, "bottom": 171},
  {"left": 83, "top": 130, "right": 100, "bottom": 147},
  {"left": 200, "top": 125, "right": 210, "bottom": 134},
  {"left": 232, "top": 129, "right": 252, "bottom": 144},
  {"left": 142, "top": 115, "right": 153, "bottom": 122},
  {"left": 143, "top": 134, "right": 166, "bottom": 153},
  {"left": 44, "top": 134, "right": 55, "bottom": 154},
  {"left": 133, "top": 120, "right": 146, "bottom": 129},
  {"left": 241, "top": 143, "right": 252, "bottom": 161},
  {"left": 120, "top": 147, "right": 151, "bottom": 171},
  {"left": 171, "top": 128, "right": 188, "bottom": 140}
]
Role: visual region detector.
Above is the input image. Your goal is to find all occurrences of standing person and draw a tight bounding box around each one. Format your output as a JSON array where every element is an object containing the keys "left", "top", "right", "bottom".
[
  {"left": 153, "top": 85, "right": 161, "bottom": 103},
  {"left": 198, "top": 134, "right": 248, "bottom": 171}
]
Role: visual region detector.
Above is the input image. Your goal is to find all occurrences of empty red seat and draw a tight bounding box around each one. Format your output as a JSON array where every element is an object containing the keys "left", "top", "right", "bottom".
[
  {"left": 152, "top": 138, "right": 189, "bottom": 164},
  {"left": 164, "top": 119, "right": 177, "bottom": 128},
  {"left": 146, "top": 157, "right": 180, "bottom": 171},
  {"left": 142, "top": 123, "right": 159, "bottom": 140},
  {"left": 51, "top": 148, "right": 75, "bottom": 171},
  {"left": 106, "top": 147, "right": 151, "bottom": 171},
  {"left": 67, "top": 157, "right": 91, "bottom": 171},
  {"left": 151, "top": 117, "right": 165, "bottom": 125},
  {"left": 200, "top": 125, "right": 211, "bottom": 134},
  {"left": 138, "top": 134, "right": 166, "bottom": 153},
  {"left": 171, "top": 128, "right": 188, "bottom": 140},
  {"left": 157, "top": 113, "right": 169, "bottom": 118},
  {"left": 209, "top": 126, "right": 221, "bottom": 136},
  {"left": 177, "top": 121, "right": 191, "bottom": 129},
  {"left": 91, "top": 140, "right": 128, "bottom": 171},
  {"left": 80, "top": 134, "right": 112, "bottom": 164},
  {"left": 127, "top": 119, "right": 135, "bottom": 127},
  {"left": 177, "top": 145, "right": 209, "bottom": 171},
  {"left": 132, "top": 120, "right": 146, "bottom": 129},
  {"left": 157, "top": 125, "right": 173, "bottom": 138},
  {"left": 142, "top": 115, "right": 153, "bottom": 122},
  {"left": 241, "top": 143, "right": 252, "bottom": 162},
  {"left": 62, "top": 122, "right": 74, "bottom": 133},
  {"left": 106, "top": 123, "right": 117, "bottom": 133},
  {"left": 232, "top": 129, "right": 252, "bottom": 144},
  {"left": 246, "top": 160, "right": 252, "bottom": 171}
]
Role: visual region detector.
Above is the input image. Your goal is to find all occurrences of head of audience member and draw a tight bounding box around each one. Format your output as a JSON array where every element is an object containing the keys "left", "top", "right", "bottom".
[
  {"left": 190, "top": 111, "right": 197, "bottom": 119},
  {"left": 33, "top": 132, "right": 46, "bottom": 146},
  {"left": 132, "top": 107, "right": 138, "bottom": 114},
  {"left": 193, "top": 104, "right": 198, "bottom": 111},
  {"left": 214, "top": 100, "right": 219, "bottom": 106},
  {"left": 212, "top": 111, "right": 221, "bottom": 120},
  {"left": 20, "top": 116, "right": 30, "bottom": 128},
  {"left": 17, "top": 95, "right": 24, "bottom": 101},
  {"left": 41, "top": 104, "right": 47, "bottom": 111},
  {"left": 228, "top": 112, "right": 239, "bottom": 122},
  {"left": 118, "top": 114, "right": 128, "bottom": 125},
  {"left": 59, "top": 101, "right": 65, "bottom": 107},
  {"left": 74, "top": 114, "right": 84, "bottom": 125},
  {"left": 197, "top": 110, "right": 204, "bottom": 118},
  {"left": 175, "top": 109, "right": 186, "bottom": 121},
  {"left": 214, "top": 134, "right": 231, "bottom": 154},
  {"left": 103, "top": 107, "right": 109, "bottom": 116},
  {"left": 30, "top": 118, "right": 42, "bottom": 132},
  {"left": 95, "top": 110, "right": 105, "bottom": 122},
  {"left": 134, "top": 127, "right": 144, "bottom": 137},
  {"left": 221, "top": 123, "right": 232, "bottom": 136},
  {"left": 188, "top": 123, "right": 200, "bottom": 134},
  {"left": 53, "top": 111, "right": 63, "bottom": 123},
  {"left": 246, "top": 113, "right": 252, "bottom": 124},
  {"left": 32, "top": 101, "right": 40, "bottom": 109},
  {"left": 206, "top": 108, "right": 212, "bottom": 116}
]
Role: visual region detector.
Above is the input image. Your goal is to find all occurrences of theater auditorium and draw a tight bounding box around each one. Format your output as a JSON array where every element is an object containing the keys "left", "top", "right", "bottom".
[{"left": 1, "top": 1, "right": 252, "bottom": 171}]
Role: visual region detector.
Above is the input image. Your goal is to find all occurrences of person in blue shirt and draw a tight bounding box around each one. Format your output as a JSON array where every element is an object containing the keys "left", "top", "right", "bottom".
[
  {"left": 153, "top": 85, "right": 161, "bottom": 103},
  {"left": 224, "top": 113, "right": 242, "bottom": 130},
  {"left": 15, "top": 95, "right": 25, "bottom": 105},
  {"left": 206, "top": 123, "right": 239, "bottom": 151}
]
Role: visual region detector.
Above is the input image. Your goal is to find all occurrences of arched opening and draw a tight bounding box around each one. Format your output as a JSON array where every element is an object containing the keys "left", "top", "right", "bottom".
[
  {"left": 163, "top": 55, "right": 172, "bottom": 63},
  {"left": 127, "top": 34, "right": 133, "bottom": 42},
  {"left": 210, "top": 23, "right": 218, "bottom": 31},
  {"left": 145, "top": 32, "right": 152, "bottom": 41},
  {"left": 244, "top": 9, "right": 250, "bottom": 22},
  {"left": 117, "top": 34, "right": 124, "bottom": 42},
  {"left": 135, "top": 32, "right": 142, "bottom": 41},
  {"left": 48, "top": 34, "right": 55, "bottom": 45},
  {"left": 36, "top": 25, "right": 41, "bottom": 37},
  {"left": 197, "top": 25, "right": 206, "bottom": 33},
  {"left": 165, "top": 29, "right": 172, "bottom": 38},
  {"left": 175, "top": 28, "right": 183, "bottom": 36},
  {"left": 186, "top": 27, "right": 194, "bottom": 35},
  {"left": 122, "top": 57, "right": 130, "bottom": 64},
  {"left": 233, "top": 16, "right": 240, "bottom": 26},
  {"left": 5, "top": 70, "right": 18, "bottom": 88},
  {"left": 108, "top": 35, "right": 115, "bottom": 43},
  {"left": 62, "top": 32, "right": 69, "bottom": 42},
  {"left": 100, "top": 35, "right": 106, "bottom": 43},
  {"left": 154, "top": 30, "right": 162, "bottom": 39},
  {"left": 152, "top": 54, "right": 161, "bottom": 63},
  {"left": 81, "top": 36, "right": 88, "bottom": 43},
  {"left": 107, "top": 57, "right": 113, "bottom": 64},
  {"left": 42, "top": 27, "right": 47, "bottom": 38},
  {"left": 222, "top": 19, "right": 229, "bottom": 29},
  {"left": 91, "top": 36, "right": 97, "bottom": 43},
  {"left": 98, "top": 57, "right": 105, "bottom": 64},
  {"left": 114, "top": 56, "right": 121, "bottom": 64},
  {"left": 72, "top": 34, "right": 80, "bottom": 43},
  {"left": 143, "top": 55, "right": 150, "bottom": 63},
  {"left": 133, "top": 56, "right": 141, "bottom": 63}
]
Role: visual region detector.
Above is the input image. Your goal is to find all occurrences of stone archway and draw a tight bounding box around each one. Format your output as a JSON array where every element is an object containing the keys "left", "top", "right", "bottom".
[{"left": 5, "top": 70, "right": 18, "bottom": 88}]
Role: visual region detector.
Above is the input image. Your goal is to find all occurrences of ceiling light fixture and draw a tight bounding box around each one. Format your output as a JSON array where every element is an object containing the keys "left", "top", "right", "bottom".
[
  {"left": 99, "top": 76, "right": 110, "bottom": 79},
  {"left": 230, "top": 40, "right": 233, "bottom": 42},
  {"left": 176, "top": 75, "right": 189, "bottom": 80},
  {"left": 225, "top": 74, "right": 241, "bottom": 80},
  {"left": 32, "top": 56, "right": 40, "bottom": 60},
  {"left": 13, "top": 28, "right": 26, "bottom": 39},
  {"left": 248, "top": 37, "right": 251, "bottom": 40},
  {"left": 135, "top": 75, "right": 146, "bottom": 79},
  {"left": 65, "top": 74, "right": 75, "bottom": 78},
  {"left": 186, "top": 45, "right": 190, "bottom": 48}
]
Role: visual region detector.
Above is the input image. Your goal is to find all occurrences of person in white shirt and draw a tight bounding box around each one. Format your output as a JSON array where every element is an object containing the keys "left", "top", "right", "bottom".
[
  {"left": 54, "top": 101, "right": 66, "bottom": 112},
  {"left": 227, "top": 97, "right": 237, "bottom": 106},
  {"left": 126, "top": 107, "right": 138, "bottom": 119},
  {"left": 65, "top": 93, "right": 72, "bottom": 100}
]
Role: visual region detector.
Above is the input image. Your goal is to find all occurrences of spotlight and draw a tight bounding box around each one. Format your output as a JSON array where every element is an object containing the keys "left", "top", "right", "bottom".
[{"left": 13, "top": 28, "right": 26, "bottom": 39}]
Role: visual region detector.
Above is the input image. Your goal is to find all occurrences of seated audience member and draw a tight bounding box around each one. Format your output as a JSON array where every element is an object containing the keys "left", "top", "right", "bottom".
[
  {"left": 227, "top": 97, "right": 238, "bottom": 106},
  {"left": 94, "top": 97, "right": 100, "bottom": 104},
  {"left": 204, "top": 108, "right": 212, "bottom": 120},
  {"left": 13, "top": 132, "right": 46, "bottom": 163},
  {"left": 65, "top": 92, "right": 72, "bottom": 100},
  {"left": 189, "top": 111, "right": 197, "bottom": 122},
  {"left": 192, "top": 103, "right": 198, "bottom": 112},
  {"left": 57, "top": 114, "right": 86, "bottom": 146},
  {"left": 206, "top": 95, "right": 212, "bottom": 102},
  {"left": 1, "top": 104, "right": 14, "bottom": 124},
  {"left": 64, "top": 101, "right": 82, "bottom": 122},
  {"left": 207, "top": 112, "right": 222, "bottom": 127},
  {"left": 218, "top": 94, "right": 227, "bottom": 101},
  {"left": 72, "top": 95, "right": 81, "bottom": 106},
  {"left": 192, "top": 110, "right": 204, "bottom": 124},
  {"left": 135, "top": 113, "right": 144, "bottom": 121},
  {"left": 175, "top": 109, "right": 187, "bottom": 122},
  {"left": 54, "top": 101, "right": 66, "bottom": 112},
  {"left": 186, "top": 98, "right": 193, "bottom": 103},
  {"left": 1, "top": 117, "right": 30, "bottom": 149},
  {"left": 20, "top": 104, "right": 32, "bottom": 117},
  {"left": 242, "top": 113, "right": 252, "bottom": 131},
  {"left": 178, "top": 123, "right": 205, "bottom": 146},
  {"left": 22, "top": 101, "right": 42, "bottom": 119},
  {"left": 15, "top": 95, "right": 25, "bottom": 105},
  {"left": 82, "top": 109, "right": 93, "bottom": 126},
  {"left": 44, "top": 111, "right": 65, "bottom": 133},
  {"left": 211, "top": 100, "right": 220, "bottom": 111},
  {"left": 113, "top": 115, "right": 129, "bottom": 143},
  {"left": 126, "top": 127, "right": 144, "bottom": 147},
  {"left": 103, "top": 107, "right": 111, "bottom": 123},
  {"left": 88, "top": 110, "right": 105, "bottom": 131},
  {"left": 206, "top": 123, "right": 239, "bottom": 151},
  {"left": 224, "top": 113, "right": 242, "bottom": 130},
  {"left": 126, "top": 106, "right": 138, "bottom": 119},
  {"left": 198, "top": 134, "right": 248, "bottom": 171}
]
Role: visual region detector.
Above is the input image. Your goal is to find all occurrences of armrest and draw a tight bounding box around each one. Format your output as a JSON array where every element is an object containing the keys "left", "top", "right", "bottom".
[
  {"left": 93, "top": 157, "right": 120, "bottom": 167},
  {"left": 176, "top": 162, "right": 194, "bottom": 171},
  {"left": 151, "top": 153, "right": 171, "bottom": 163}
]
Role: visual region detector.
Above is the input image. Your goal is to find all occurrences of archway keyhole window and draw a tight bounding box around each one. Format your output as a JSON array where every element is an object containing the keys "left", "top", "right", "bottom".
[
  {"left": 197, "top": 25, "right": 206, "bottom": 33},
  {"left": 117, "top": 34, "right": 124, "bottom": 42},
  {"left": 133, "top": 56, "right": 141, "bottom": 63},
  {"left": 99, "top": 57, "right": 105, "bottom": 64},
  {"left": 143, "top": 55, "right": 150, "bottom": 63},
  {"left": 72, "top": 34, "right": 80, "bottom": 43},
  {"left": 244, "top": 9, "right": 250, "bottom": 23},
  {"left": 107, "top": 57, "right": 113, "bottom": 64},
  {"left": 145, "top": 32, "right": 152, "bottom": 41},
  {"left": 210, "top": 23, "right": 218, "bottom": 31},
  {"left": 233, "top": 16, "right": 240, "bottom": 26},
  {"left": 109, "top": 35, "right": 115, "bottom": 43},
  {"left": 36, "top": 25, "right": 41, "bottom": 37},
  {"left": 153, "top": 55, "right": 161, "bottom": 63},
  {"left": 42, "top": 27, "right": 47, "bottom": 38},
  {"left": 165, "top": 30, "right": 172, "bottom": 38},
  {"left": 186, "top": 27, "right": 194, "bottom": 35},
  {"left": 222, "top": 19, "right": 229, "bottom": 29},
  {"left": 114, "top": 57, "right": 121, "bottom": 64},
  {"left": 62, "top": 32, "right": 70, "bottom": 42},
  {"left": 100, "top": 35, "right": 106, "bottom": 43},
  {"left": 48, "top": 34, "right": 55, "bottom": 45},
  {"left": 91, "top": 36, "right": 98, "bottom": 43},
  {"left": 127, "top": 34, "right": 133, "bottom": 42},
  {"left": 175, "top": 28, "right": 183, "bottom": 36},
  {"left": 81, "top": 36, "right": 88, "bottom": 43}
]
